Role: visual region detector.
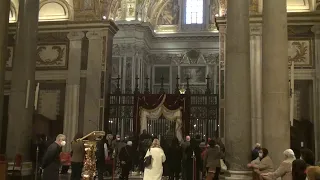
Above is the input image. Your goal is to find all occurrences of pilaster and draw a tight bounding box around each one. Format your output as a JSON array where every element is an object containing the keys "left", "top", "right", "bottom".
[
  {"left": 311, "top": 25, "right": 320, "bottom": 162},
  {"left": 83, "top": 31, "right": 104, "bottom": 134},
  {"left": 218, "top": 25, "right": 226, "bottom": 138},
  {"left": 63, "top": 31, "right": 85, "bottom": 151},
  {"left": 250, "top": 25, "right": 263, "bottom": 147}
]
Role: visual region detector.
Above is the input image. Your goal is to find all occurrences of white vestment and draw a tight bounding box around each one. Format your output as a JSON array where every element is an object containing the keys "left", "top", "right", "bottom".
[{"left": 143, "top": 147, "right": 166, "bottom": 180}]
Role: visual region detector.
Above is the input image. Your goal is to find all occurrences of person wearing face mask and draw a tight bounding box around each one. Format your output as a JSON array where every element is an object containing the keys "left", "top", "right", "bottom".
[
  {"left": 41, "top": 134, "right": 67, "bottom": 180},
  {"left": 247, "top": 148, "right": 274, "bottom": 180}
]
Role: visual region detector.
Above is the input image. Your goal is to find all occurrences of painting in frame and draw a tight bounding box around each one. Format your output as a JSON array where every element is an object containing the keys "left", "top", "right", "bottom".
[{"left": 180, "top": 66, "right": 207, "bottom": 84}]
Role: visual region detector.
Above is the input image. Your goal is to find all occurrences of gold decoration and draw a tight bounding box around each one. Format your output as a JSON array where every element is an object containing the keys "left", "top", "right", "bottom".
[{"left": 78, "top": 131, "right": 106, "bottom": 180}]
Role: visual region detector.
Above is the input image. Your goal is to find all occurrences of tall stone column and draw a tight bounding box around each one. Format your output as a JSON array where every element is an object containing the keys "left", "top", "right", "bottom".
[
  {"left": 225, "top": 0, "right": 251, "bottom": 178},
  {"left": 312, "top": 25, "right": 320, "bottom": 162},
  {"left": 6, "top": 0, "right": 39, "bottom": 160},
  {"left": 262, "top": 0, "right": 290, "bottom": 166},
  {"left": 83, "top": 31, "right": 104, "bottom": 134},
  {"left": 0, "top": 0, "right": 10, "bottom": 154},
  {"left": 63, "top": 31, "right": 84, "bottom": 151},
  {"left": 250, "top": 25, "right": 263, "bottom": 146}
]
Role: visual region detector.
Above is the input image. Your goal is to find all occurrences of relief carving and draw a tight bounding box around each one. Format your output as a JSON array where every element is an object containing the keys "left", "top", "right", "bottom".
[
  {"left": 288, "top": 41, "right": 311, "bottom": 66},
  {"left": 36, "top": 45, "right": 67, "bottom": 68}
]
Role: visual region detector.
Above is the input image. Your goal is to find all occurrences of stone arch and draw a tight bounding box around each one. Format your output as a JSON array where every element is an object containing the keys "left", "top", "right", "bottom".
[
  {"left": 9, "top": 1, "right": 17, "bottom": 22},
  {"left": 39, "top": 0, "right": 72, "bottom": 21}
]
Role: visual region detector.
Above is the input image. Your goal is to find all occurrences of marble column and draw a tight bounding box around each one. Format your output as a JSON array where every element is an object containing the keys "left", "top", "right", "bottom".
[
  {"left": 312, "top": 25, "right": 320, "bottom": 162},
  {"left": 63, "top": 31, "right": 84, "bottom": 151},
  {"left": 0, "top": 0, "right": 10, "bottom": 153},
  {"left": 218, "top": 25, "right": 226, "bottom": 138},
  {"left": 262, "top": 0, "right": 290, "bottom": 166},
  {"left": 6, "top": 0, "right": 39, "bottom": 160},
  {"left": 83, "top": 31, "right": 104, "bottom": 134},
  {"left": 225, "top": 0, "right": 251, "bottom": 178},
  {"left": 250, "top": 25, "right": 263, "bottom": 146}
]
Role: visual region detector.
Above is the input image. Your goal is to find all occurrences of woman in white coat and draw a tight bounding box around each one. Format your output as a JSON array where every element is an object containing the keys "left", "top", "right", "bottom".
[{"left": 143, "top": 139, "right": 166, "bottom": 180}]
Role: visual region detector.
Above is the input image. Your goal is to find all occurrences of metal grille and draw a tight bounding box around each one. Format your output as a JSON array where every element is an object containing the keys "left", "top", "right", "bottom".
[{"left": 105, "top": 76, "right": 219, "bottom": 139}]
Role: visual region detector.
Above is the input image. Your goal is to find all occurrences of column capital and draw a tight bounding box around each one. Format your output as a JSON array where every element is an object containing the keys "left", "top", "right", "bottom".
[
  {"left": 86, "top": 31, "right": 103, "bottom": 40},
  {"left": 250, "top": 25, "right": 262, "bottom": 36},
  {"left": 67, "top": 31, "right": 85, "bottom": 41},
  {"left": 218, "top": 25, "right": 227, "bottom": 34},
  {"left": 311, "top": 25, "right": 320, "bottom": 34}
]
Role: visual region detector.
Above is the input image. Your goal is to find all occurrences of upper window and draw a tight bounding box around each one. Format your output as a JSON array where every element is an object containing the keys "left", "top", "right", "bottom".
[{"left": 185, "top": 0, "right": 203, "bottom": 24}]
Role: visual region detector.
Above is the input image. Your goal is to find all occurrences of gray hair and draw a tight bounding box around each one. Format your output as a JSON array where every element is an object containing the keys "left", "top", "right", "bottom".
[{"left": 56, "top": 134, "right": 66, "bottom": 141}]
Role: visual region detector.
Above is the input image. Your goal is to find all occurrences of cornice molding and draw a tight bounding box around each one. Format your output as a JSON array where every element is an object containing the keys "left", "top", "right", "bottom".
[
  {"left": 216, "top": 12, "right": 320, "bottom": 27},
  {"left": 5, "top": 70, "right": 87, "bottom": 81},
  {"left": 8, "top": 20, "right": 119, "bottom": 35}
]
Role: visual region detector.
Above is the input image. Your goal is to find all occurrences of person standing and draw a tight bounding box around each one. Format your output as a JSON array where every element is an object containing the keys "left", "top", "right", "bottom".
[
  {"left": 143, "top": 139, "right": 166, "bottom": 180},
  {"left": 119, "top": 141, "right": 134, "bottom": 180},
  {"left": 168, "top": 137, "right": 182, "bottom": 180},
  {"left": 70, "top": 132, "right": 85, "bottom": 180},
  {"left": 41, "top": 134, "right": 67, "bottom": 180},
  {"left": 96, "top": 136, "right": 108, "bottom": 180}
]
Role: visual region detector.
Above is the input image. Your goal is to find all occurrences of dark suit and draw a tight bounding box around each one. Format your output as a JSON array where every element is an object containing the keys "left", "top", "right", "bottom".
[{"left": 42, "top": 142, "right": 61, "bottom": 180}]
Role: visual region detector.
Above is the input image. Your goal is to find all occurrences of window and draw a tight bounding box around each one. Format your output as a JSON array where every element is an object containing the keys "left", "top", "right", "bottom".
[{"left": 185, "top": 0, "right": 203, "bottom": 24}]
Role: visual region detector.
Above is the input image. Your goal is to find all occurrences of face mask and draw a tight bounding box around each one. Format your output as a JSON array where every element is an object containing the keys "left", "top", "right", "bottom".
[
  {"left": 116, "top": 138, "right": 120, "bottom": 141},
  {"left": 259, "top": 153, "right": 263, "bottom": 158},
  {"left": 61, "top": 141, "right": 66, "bottom": 146}
]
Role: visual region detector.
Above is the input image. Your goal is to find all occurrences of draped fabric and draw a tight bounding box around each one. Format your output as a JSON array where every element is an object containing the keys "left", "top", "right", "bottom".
[
  {"left": 133, "top": 94, "right": 188, "bottom": 139},
  {"left": 140, "top": 106, "right": 183, "bottom": 141}
]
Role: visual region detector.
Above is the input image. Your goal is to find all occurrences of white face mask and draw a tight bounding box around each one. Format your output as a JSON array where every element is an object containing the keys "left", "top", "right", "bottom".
[
  {"left": 116, "top": 138, "right": 120, "bottom": 141},
  {"left": 61, "top": 141, "right": 66, "bottom": 146},
  {"left": 259, "top": 153, "right": 263, "bottom": 158}
]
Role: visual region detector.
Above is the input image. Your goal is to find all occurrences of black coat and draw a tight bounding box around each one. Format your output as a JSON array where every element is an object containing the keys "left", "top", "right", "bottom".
[{"left": 42, "top": 142, "right": 61, "bottom": 180}]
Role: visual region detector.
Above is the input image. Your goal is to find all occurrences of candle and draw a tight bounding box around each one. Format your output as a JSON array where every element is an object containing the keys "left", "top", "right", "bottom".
[{"left": 34, "top": 83, "right": 40, "bottom": 110}]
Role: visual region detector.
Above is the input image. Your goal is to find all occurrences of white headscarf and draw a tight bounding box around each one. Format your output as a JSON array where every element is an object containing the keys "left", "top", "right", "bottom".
[{"left": 283, "top": 149, "right": 296, "bottom": 162}]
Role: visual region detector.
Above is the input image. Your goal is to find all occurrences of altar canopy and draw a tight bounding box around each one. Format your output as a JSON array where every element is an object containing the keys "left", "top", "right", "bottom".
[{"left": 133, "top": 94, "right": 187, "bottom": 141}]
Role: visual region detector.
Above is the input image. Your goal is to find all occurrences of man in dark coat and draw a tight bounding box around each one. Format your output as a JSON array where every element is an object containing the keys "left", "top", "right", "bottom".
[
  {"left": 41, "top": 134, "right": 66, "bottom": 180},
  {"left": 119, "top": 141, "right": 133, "bottom": 180}
]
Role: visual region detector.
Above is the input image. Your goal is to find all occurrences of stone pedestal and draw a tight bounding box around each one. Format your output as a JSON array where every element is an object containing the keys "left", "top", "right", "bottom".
[
  {"left": 63, "top": 31, "right": 85, "bottom": 151},
  {"left": 6, "top": 0, "right": 39, "bottom": 160},
  {"left": 0, "top": 0, "right": 10, "bottom": 154},
  {"left": 225, "top": 0, "right": 251, "bottom": 176},
  {"left": 83, "top": 25, "right": 118, "bottom": 134},
  {"left": 262, "top": 0, "right": 290, "bottom": 166},
  {"left": 250, "top": 25, "right": 263, "bottom": 146},
  {"left": 312, "top": 25, "right": 320, "bottom": 162}
]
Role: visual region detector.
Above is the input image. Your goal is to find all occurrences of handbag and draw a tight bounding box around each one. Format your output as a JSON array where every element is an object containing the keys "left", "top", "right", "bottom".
[
  {"left": 144, "top": 149, "right": 152, "bottom": 167},
  {"left": 220, "top": 159, "right": 227, "bottom": 171}
]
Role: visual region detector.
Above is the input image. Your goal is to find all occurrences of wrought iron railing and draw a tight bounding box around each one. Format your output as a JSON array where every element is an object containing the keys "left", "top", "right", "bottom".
[{"left": 105, "top": 75, "right": 219, "bottom": 140}]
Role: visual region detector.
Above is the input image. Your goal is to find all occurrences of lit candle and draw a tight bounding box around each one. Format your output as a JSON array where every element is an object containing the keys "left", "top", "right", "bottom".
[{"left": 34, "top": 82, "right": 40, "bottom": 110}]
